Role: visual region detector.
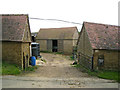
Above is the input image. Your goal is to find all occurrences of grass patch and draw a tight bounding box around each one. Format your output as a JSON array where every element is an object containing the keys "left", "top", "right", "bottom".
[
  {"left": 2, "top": 61, "right": 39, "bottom": 75},
  {"left": 40, "top": 51, "right": 63, "bottom": 55},
  {"left": 70, "top": 56, "right": 74, "bottom": 61},
  {"left": 2, "top": 61, "right": 22, "bottom": 75},
  {"left": 42, "top": 59, "right": 46, "bottom": 63},
  {"left": 55, "top": 52, "right": 63, "bottom": 54},
  {"left": 0, "top": 63, "right": 2, "bottom": 75},
  {"left": 25, "top": 66, "right": 38, "bottom": 71},
  {"left": 72, "top": 64, "right": 119, "bottom": 82},
  {"left": 97, "top": 70, "right": 119, "bottom": 81},
  {"left": 72, "top": 64, "right": 81, "bottom": 68},
  {"left": 40, "top": 51, "right": 52, "bottom": 53}
]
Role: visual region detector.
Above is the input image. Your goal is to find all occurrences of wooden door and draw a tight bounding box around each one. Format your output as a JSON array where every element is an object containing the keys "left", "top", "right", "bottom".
[
  {"left": 58, "top": 40, "right": 63, "bottom": 53},
  {"left": 47, "top": 40, "right": 52, "bottom": 52}
]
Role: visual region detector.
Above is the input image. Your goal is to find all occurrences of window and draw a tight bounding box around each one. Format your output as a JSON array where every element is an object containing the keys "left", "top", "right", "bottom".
[{"left": 98, "top": 55, "right": 104, "bottom": 66}]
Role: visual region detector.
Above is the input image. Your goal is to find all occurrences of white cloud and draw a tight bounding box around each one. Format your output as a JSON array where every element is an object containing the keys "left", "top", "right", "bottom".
[{"left": 0, "top": 0, "right": 119, "bottom": 32}]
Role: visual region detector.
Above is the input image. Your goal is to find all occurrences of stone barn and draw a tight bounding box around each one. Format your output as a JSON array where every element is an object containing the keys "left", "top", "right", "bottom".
[
  {"left": 36, "top": 27, "right": 79, "bottom": 54},
  {"left": 77, "top": 22, "right": 119, "bottom": 70},
  {"left": 1, "top": 14, "right": 32, "bottom": 69}
]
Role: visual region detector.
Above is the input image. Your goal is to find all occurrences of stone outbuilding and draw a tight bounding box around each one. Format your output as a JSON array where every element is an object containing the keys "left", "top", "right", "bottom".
[
  {"left": 77, "top": 22, "right": 119, "bottom": 70},
  {"left": 36, "top": 27, "right": 79, "bottom": 54},
  {"left": 1, "top": 14, "right": 32, "bottom": 69}
]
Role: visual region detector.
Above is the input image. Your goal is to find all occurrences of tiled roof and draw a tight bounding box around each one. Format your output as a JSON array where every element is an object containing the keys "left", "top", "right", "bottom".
[
  {"left": 84, "top": 22, "right": 119, "bottom": 50},
  {"left": 1, "top": 14, "right": 30, "bottom": 42},
  {"left": 36, "top": 27, "right": 78, "bottom": 39}
]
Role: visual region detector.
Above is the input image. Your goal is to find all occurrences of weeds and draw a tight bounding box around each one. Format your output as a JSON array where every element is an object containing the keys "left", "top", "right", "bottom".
[{"left": 70, "top": 56, "right": 74, "bottom": 61}]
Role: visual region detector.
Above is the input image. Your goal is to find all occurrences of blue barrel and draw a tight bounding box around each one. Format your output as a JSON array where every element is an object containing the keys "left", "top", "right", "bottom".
[{"left": 31, "top": 56, "right": 36, "bottom": 66}]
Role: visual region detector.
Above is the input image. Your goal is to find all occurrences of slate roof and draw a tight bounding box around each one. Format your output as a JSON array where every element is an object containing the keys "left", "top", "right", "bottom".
[
  {"left": 84, "top": 22, "right": 119, "bottom": 50},
  {"left": 1, "top": 14, "right": 31, "bottom": 42},
  {"left": 36, "top": 27, "right": 78, "bottom": 40}
]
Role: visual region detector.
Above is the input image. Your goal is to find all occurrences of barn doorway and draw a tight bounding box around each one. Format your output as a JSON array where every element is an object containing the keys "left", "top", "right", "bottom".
[
  {"left": 23, "top": 52, "right": 25, "bottom": 70},
  {"left": 52, "top": 40, "right": 58, "bottom": 52}
]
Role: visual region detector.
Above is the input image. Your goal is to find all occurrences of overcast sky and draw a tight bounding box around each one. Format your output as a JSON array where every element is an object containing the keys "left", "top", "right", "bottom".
[{"left": 0, "top": 0, "right": 119, "bottom": 32}]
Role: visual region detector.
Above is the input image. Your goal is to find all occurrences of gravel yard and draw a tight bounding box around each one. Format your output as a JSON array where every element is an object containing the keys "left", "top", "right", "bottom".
[{"left": 2, "top": 53, "right": 118, "bottom": 88}]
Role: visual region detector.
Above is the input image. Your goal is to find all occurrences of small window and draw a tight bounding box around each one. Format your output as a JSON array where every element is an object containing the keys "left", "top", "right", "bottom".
[{"left": 98, "top": 55, "right": 104, "bottom": 66}]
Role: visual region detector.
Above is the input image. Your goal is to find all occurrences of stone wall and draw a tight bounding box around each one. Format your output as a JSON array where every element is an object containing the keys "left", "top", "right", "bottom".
[
  {"left": 77, "top": 27, "right": 94, "bottom": 70},
  {"left": 77, "top": 26, "right": 93, "bottom": 56},
  {"left": 36, "top": 40, "right": 47, "bottom": 51},
  {"left": 23, "top": 19, "right": 31, "bottom": 42},
  {"left": 2, "top": 41, "right": 31, "bottom": 69},
  {"left": 22, "top": 42, "right": 31, "bottom": 68},
  {"left": 63, "top": 40, "right": 73, "bottom": 54},
  {"left": 93, "top": 50, "right": 119, "bottom": 70},
  {"left": 2, "top": 41, "right": 22, "bottom": 66}
]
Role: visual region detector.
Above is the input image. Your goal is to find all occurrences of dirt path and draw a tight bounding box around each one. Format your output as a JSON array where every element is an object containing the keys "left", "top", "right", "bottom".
[
  {"left": 2, "top": 53, "right": 118, "bottom": 88},
  {"left": 22, "top": 53, "right": 89, "bottom": 78}
]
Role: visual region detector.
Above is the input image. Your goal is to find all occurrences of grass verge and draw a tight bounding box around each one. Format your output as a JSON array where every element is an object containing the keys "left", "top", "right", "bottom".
[
  {"left": 97, "top": 70, "right": 119, "bottom": 81},
  {"left": 72, "top": 64, "right": 119, "bottom": 82},
  {"left": 40, "top": 51, "right": 63, "bottom": 54},
  {"left": 2, "top": 61, "right": 22, "bottom": 75},
  {"left": 2, "top": 61, "right": 38, "bottom": 75}
]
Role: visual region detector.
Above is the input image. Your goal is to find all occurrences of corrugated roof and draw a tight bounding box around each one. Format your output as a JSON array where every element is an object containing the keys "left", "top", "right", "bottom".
[
  {"left": 1, "top": 14, "right": 30, "bottom": 42},
  {"left": 84, "top": 22, "right": 119, "bottom": 50},
  {"left": 36, "top": 27, "right": 78, "bottom": 39}
]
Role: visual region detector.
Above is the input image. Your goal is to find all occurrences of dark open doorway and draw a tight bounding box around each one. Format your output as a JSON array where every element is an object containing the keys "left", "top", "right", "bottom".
[
  {"left": 23, "top": 52, "right": 25, "bottom": 70},
  {"left": 52, "top": 40, "right": 58, "bottom": 52}
]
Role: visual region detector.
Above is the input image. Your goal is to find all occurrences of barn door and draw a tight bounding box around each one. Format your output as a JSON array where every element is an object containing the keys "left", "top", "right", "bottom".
[
  {"left": 47, "top": 40, "right": 52, "bottom": 52},
  {"left": 58, "top": 40, "right": 63, "bottom": 53}
]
